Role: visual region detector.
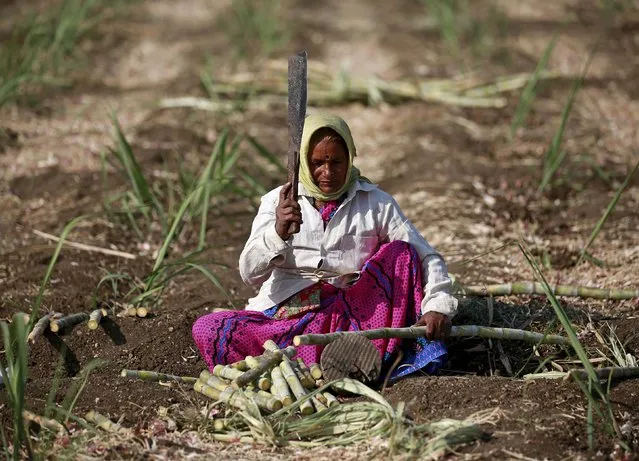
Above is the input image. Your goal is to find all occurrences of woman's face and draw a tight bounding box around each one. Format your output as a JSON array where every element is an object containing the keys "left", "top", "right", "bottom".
[{"left": 308, "top": 137, "right": 349, "bottom": 195}]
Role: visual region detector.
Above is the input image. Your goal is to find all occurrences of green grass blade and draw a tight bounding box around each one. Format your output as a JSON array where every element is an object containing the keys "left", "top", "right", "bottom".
[
  {"left": 130, "top": 286, "right": 166, "bottom": 306},
  {"left": 538, "top": 149, "right": 568, "bottom": 192},
  {"left": 1, "top": 422, "right": 10, "bottom": 460},
  {"left": 587, "top": 381, "right": 594, "bottom": 448},
  {"left": 577, "top": 158, "right": 639, "bottom": 265},
  {"left": 196, "top": 130, "right": 229, "bottom": 249},
  {"left": 0, "top": 323, "right": 17, "bottom": 404},
  {"left": 44, "top": 352, "right": 67, "bottom": 420},
  {"left": 510, "top": 34, "right": 558, "bottom": 137},
  {"left": 1, "top": 317, "right": 33, "bottom": 460},
  {"left": 90, "top": 273, "right": 132, "bottom": 308},
  {"left": 32, "top": 216, "right": 85, "bottom": 327},
  {"left": 247, "top": 136, "right": 287, "bottom": 175},
  {"left": 540, "top": 46, "right": 598, "bottom": 193},
  {"left": 151, "top": 188, "right": 200, "bottom": 273},
  {"left": 221, "top": 135, "right": 244, "bottom": 177},
  {"left": 239, "top": 169, "right": 268, "bottom": 196},
  {"left": 518, "top": 240, "right": 621, "bottom": 442},
  {"left": 518, "top": 242, "right": 600, "bottom": 382},
  {"left": 200, "top": 55, "right": 218, "bottom": 100},
  {"left": 60, "top": 358, "right": 106, "bottom": 423},
  {"left": 110, "top": 113, "right": 166, "bottom": 227},
  {"left": 185, "top": 263, "right": 235, "bottom": 306}
]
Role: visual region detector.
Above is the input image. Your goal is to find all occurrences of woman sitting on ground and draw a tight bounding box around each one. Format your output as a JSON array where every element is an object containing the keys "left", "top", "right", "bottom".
[{"left": 192, "top": 113, "right": 458, "bottom": 381}]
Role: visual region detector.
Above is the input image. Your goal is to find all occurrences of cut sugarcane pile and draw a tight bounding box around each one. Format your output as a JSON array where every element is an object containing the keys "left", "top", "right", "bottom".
[
  {"left": 116, "top": 341, "right": 497, "bottom": 453},
  {"left": 192, "top": 340, "right": 336, "bottom": 416},
  {"left": 118, "top": 365, "right": 496, "bottom": 454},
  {"left": 28, "top": 309, "right": 108, "bottom": 342},
  {"left": 27, "top": 305, "right": 151, "bottom": 343}
]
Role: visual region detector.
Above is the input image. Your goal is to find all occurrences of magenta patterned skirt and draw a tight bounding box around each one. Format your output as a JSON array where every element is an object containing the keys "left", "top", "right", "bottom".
[{"left": 192, "top": 241, "right": 447, "bottom": 381}]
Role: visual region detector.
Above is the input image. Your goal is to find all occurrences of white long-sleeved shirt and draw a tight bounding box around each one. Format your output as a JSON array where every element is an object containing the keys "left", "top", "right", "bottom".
[{"left": 239, "top": 180, "right": 458, "bottom": 318}]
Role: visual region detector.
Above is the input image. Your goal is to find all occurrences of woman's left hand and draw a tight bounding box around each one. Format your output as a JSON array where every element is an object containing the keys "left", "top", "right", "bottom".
[{"left": 414, "top": 311, "right": 452, "bottom": 340}]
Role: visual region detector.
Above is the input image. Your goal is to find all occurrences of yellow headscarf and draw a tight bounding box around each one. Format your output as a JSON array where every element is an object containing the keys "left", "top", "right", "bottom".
[{"left": 299, "top": 112, "right": 367, "bottom": 201}]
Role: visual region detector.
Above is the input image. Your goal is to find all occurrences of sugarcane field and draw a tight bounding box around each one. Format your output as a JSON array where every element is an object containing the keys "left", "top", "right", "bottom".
[{"left": 2, "top": 0, "right": 639, "bottom": 459}]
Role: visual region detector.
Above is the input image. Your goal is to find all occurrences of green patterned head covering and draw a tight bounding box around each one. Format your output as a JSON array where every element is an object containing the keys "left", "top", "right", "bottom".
[{"left": 299, "top": 112, "right": 366, "bottom": 201}]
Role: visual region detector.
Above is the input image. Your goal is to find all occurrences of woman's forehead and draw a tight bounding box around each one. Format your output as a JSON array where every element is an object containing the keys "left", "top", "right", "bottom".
[{"left": 310, "top": 138, "right": 348, "bottom": 156}]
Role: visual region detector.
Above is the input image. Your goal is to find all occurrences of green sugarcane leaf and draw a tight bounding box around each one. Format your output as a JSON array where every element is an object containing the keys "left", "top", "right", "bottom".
[
  {"left": 186, "top": 263, "right": 234, "bottom": 306},
  {"left": 578, "top": 159, "right": 639, "bottom": 265},
  {"left": 247, "top": 136, "right": 287, "bottom": 175}
]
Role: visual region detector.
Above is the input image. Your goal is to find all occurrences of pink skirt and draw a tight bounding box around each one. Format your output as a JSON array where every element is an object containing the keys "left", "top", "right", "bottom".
[{"left": 192, "top": 241, "right": 447, "bottom": 381}]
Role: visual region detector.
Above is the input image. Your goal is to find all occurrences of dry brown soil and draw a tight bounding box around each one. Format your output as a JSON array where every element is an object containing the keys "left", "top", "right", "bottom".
[{"left": 1, "top": 0, "right": 639, "bottom": 459}]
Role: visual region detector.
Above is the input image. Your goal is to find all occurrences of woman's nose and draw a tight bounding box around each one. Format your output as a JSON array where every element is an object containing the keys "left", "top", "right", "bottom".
[{"left": 320, "top": 164, "right": 333, "bottom": 176}]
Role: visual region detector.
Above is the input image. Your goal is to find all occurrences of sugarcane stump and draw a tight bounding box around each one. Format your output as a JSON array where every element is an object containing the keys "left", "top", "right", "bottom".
[{"left": 320, "top": 335, "right": 381, "bottom": 384}]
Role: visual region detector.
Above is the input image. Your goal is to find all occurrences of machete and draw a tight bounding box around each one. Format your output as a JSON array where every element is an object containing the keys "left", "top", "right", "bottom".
[{"left": 286, "top": 50, "right": 307, "bottom": 235}]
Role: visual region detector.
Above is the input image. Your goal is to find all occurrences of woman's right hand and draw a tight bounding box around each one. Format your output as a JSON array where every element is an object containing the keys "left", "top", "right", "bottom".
[{"left": 275, "top": 182, "right": 303, "bottom": 240}]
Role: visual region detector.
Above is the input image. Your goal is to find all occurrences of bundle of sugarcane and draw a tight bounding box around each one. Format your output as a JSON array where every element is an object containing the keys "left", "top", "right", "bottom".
[
  {"left": 203, "top": 376, "right": 495, "bottom": 457},
  {"left": 160, "top": 59, "right": 561, "bottom": 111},
  {"left": 191, "top": 341, "right": 339, "bottom": 417}
]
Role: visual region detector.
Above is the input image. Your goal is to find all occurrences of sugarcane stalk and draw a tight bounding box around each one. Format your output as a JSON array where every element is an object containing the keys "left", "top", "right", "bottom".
[
  {"left": 50, "top": 313, "right": 90, "bottom": 333},
  {"left": 200, "top": 371, "right": 230, "bottom": 390},
  {"left": 28, "top": 312, "right": 62, "bottom": 343},
  {"left": 263, "top": 340, "right": 298, "bottom": 357},
  {"left": 569, "top": 367, "right": 639, "bottom": 382},
  {"left": 210, "top": 432, "right": 255, "bottom": 443},
  {"left": 522, "top": 371, "right": 568, "bottom": 380},
  {"left": 309, "top": 363, "right": 322, "bottom": 380},
  {"left": 279, "top": 361, "right": 314, "bottom": 415},
  {"left": 136, "top": 306, "right": 149, "bottom": 318},
  {"left": 311, "top": 396, "right": 327, "bottom": 413},
  {"left": 295, "top": 358, "right": 316, "bottom": 389},
  {"left": 23, "top": 410, "right": 66, "bottom": 433},
  {"left": 196, "top": 380, "right": 272, "bottom": 412},
  {"left": 456, "top": 282, "right": 639, "bottom": 300},
  {"left": 525, "top": 367, "right": 639, "bottom": 382},
  {"left": 194, "top": 380, "right": 223, "bottom": 401},
  {"left": 270, "top": 366, "right": 293, "bottom": 406},
  {"left": 212, "top": 365, "right": 244, "bottom": 381},
  {"left": 238, "top": 355, "right": 275, "bottom": 390},
  {"left": 213, "top": 419, "right": 227, "bottom": 431},
  {"left": 244, "top": 388, "right": 282, "bottom": 412},
  {"left": 194, "top": 380, "right": 243, "bottom": 410},
  {"left": 293, "top": 325, "right": 568, "bottom": 347},
  {"left": 263, "top": 341, "right": 313, "bottom": 415},
  {"left": 88, "top": 309, "right": 106, "bottom": 330},
  {"left": 200, "top": 373, "right": 282, "bottom": 412},
  {"left": 314, "top": 392, "right": 328, "bottom": 405},
  {"left": 85, "top": 410, "right": 127, "bottom": 433},
  {"left": 230, "top": 360, "right": 248, "bottom": 371},
  {"left": 120, "top": 369, "right": 197, "bottom": 384},
  {"left": 323, "top": 391, "right": 339, "bottom": 407},
  {"left": 121, "top": 304, "right": 137, "bottom": 317}
]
